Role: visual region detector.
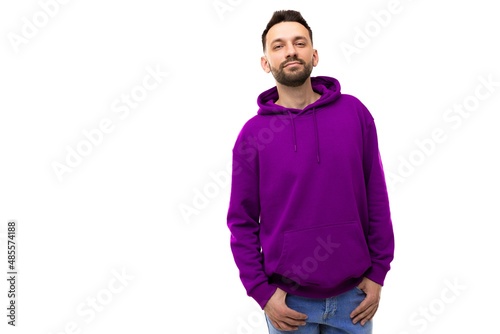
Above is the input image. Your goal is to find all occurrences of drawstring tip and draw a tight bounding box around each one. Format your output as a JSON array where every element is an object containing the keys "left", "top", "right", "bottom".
[
  {"left": 317, "top": 155, "right": 320, "bottom": 163},
  {"left": 294, "top": 144, "right": 297, "bottom": 152}
]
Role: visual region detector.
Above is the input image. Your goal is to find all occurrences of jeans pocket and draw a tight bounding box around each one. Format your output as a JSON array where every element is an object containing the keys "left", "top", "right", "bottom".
[{"left": 354, "top": 286, "right": 366, "bottom": 295}]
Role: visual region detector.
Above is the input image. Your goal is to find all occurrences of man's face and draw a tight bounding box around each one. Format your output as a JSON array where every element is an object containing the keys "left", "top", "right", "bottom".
[{"left": 261, "top": 21, "right": 318, "bottom": 87}]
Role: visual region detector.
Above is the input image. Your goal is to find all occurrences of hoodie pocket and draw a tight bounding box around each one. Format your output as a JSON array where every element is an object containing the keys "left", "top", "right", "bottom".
[{"left": 274, "top": 221, "right": 371, "bottom": 288}]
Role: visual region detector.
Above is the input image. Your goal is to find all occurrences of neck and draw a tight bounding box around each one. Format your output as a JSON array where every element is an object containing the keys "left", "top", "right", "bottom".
[{"left": 275, "top": 77, "right": 320, "bottom": 110}]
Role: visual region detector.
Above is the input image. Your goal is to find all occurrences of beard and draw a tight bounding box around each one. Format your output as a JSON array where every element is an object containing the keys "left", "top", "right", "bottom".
[{"left": 270, "top": 56, "right": 314, "bottom": 87}]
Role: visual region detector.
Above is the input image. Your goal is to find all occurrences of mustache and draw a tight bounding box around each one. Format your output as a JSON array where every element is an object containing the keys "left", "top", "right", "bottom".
[{"left": 280, "top": 57, "right": 305, "bottom": 69}]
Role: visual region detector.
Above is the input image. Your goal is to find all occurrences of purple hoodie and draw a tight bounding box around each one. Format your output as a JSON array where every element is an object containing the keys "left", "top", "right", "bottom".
[{"left": 227, "top": 76, "right": 394, "bottom": 309}]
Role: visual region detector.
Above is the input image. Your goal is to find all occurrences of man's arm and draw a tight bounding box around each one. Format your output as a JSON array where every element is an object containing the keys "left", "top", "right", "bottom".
[
  {"left": 350, "top": 115, "right": 395, "bottom": 325},
  {"left": 227, "top": 149, "right": 276, "bottom": 309},
  {"left": 227, "top": 136, "right": 308, "bottom": 328},
  {"left": 362, "top": 119, "right": 395, "bottom": 286}
]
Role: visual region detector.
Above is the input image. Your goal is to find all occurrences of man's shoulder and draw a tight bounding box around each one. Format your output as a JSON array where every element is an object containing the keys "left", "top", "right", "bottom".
[
  {"left": 233, "top": 113, "right": 266, "bottom": 138},
  {"left": 239, "top": 112, "right": 276, "bottom": 128},
  {"left": 338, "top": 93, "right": 371, "bottom": 111},
  {"left": 336, "top": 93, "right": 363, "bottom": 106},
  {"left": 327, "top": 93, "right": 375, "bottom": 126}
]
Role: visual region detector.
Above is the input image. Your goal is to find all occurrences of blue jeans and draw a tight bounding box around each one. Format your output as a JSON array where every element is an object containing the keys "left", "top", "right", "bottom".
[{"left": 265, "top": 287, "right": 372, "bottom": 334}]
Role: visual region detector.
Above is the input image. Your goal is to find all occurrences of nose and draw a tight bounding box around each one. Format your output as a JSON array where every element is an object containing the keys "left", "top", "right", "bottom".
[{"left": 284, "top": 42, "right": 298, "bottom": 58}]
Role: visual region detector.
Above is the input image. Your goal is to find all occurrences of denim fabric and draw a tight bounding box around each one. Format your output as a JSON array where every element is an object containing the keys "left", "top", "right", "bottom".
[{"left": 265, "top": 287, "right": 372, "bottom": 334}]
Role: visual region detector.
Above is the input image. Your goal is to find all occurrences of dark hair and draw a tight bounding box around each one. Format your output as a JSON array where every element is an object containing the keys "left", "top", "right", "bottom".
[{"left": 261, "top": 10, "right": 313, "bottom": 51}]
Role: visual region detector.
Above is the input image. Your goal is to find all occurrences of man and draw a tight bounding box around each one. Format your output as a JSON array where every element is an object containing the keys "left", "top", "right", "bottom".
[{"left": 227, "top": 10, "right": 394, "bottom": 334}]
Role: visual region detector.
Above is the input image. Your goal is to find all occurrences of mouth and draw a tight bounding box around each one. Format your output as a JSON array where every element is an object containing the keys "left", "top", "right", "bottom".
[{"left": 283, "top": 61, "right": 302, "bottom": 68}]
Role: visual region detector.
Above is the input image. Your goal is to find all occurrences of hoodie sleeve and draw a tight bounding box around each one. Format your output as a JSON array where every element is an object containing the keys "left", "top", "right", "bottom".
[
  {"left": 227, "top": 129, "right": 277, "bottom": 309},
  {"left": 362, "top": 116, "right": 395, "bottom": 286}
]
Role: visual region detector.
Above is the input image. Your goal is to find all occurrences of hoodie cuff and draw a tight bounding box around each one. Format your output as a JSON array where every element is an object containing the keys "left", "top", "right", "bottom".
[
  {"left": 364, "top": 263, "right": 390, "bottom": 286},
  {"left": 250, "top": 282, "right": 278, "bottom": 309}
]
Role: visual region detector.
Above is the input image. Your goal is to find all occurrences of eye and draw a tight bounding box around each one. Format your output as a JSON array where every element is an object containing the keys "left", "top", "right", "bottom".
[
  {"left": 296, "top": 42, "right": 306, "bottom": 47},
  {"left": 273, "top": 45, "right": 283, "bottom": 50}
]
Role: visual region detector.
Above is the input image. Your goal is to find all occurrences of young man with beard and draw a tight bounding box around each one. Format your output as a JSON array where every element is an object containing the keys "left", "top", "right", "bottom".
[{"left": 227, "top": 10, "right": 395, "bottom": 334}]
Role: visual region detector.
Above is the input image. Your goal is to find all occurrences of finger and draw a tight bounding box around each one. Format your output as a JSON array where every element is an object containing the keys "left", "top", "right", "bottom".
[
  {"left": 283, "top": 307, "right": 308, "bottom": 321},
  {"left": 350, "top": 298, "right": 370, "bottom": 319},
  {"left": 350, "top": 291, "right": 379, "bottom": 318},
  {"left": 281, "top": 316, "right": 307, "bottom": 328},
  {"left": 277, "top": 311, "right": 307, "bottom": 328},
  {"left": 360, "top": 305, "right": 378, "bottom": 326},
  {"left": 269, "top": 311, "right": 307, "bottom": 329},
  {"left": 273, "top": 319, "right": 300, "bottom": 331},
  {"left": 353, "top": 303, "right": 378, "bottom": 325},
  {"left": 351, "top": 297, "right": 375, "bottom": 321}
]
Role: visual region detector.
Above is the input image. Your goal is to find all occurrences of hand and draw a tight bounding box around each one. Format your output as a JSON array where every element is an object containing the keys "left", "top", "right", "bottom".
[
  {"left": 264, "top": 288, "right": 308, "bottom": 331},
  {"left": 350, "top": 277, "right": 381, "bottom": 326}
]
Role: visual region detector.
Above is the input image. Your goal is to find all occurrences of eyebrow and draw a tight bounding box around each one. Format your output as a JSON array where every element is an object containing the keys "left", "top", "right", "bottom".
[{"left": 270, "top": 36, "right": 308, "bottom": 45}]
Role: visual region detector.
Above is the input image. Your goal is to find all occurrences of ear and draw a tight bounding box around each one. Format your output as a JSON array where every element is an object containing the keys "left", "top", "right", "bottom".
[
  {"left": 261, "top": 56, "right": 271, "bottom": 73},
  {"left": 312, "top": 49, "right": 319, "bottom": 67}
]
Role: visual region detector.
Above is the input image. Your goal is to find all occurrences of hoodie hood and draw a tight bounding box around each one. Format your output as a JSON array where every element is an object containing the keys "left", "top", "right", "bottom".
[
  {"left": 257, "top": 76, "right": 341, "bottom": 115},
  {"left": 256, "top": 76, "right": 342, "bottom": 163}
]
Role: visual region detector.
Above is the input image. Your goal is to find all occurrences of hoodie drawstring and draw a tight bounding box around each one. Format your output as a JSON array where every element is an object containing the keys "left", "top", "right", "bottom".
[
  {"left": 286, "top": 110, "right": 298, "bottom": 152},
  {"left": 313, "top": 108, "right": 320, "bottom": 163},
  {"left": 286, "top": 109, "right": 320, "bottom": 163}
]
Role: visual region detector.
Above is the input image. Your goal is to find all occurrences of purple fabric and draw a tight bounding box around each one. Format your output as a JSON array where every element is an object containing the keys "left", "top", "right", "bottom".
[{"left": 227, "top": 76, "right": 394, "bottom": 309}]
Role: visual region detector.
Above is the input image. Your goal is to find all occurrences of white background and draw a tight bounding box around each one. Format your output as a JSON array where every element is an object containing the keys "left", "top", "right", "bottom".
[{"left": 1, "top": 0, "right": 499, "bottom": 333}]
